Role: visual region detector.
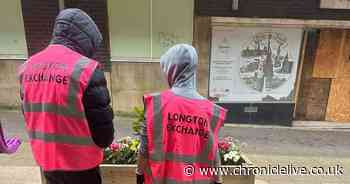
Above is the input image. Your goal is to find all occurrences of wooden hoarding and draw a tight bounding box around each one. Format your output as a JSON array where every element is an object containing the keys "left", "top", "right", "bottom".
[
  {"left": 326, "top": 78, "right": 350, "bottom": 122},
  {"left": 313, "top": 30, "right": 345, "bottom": 78}
]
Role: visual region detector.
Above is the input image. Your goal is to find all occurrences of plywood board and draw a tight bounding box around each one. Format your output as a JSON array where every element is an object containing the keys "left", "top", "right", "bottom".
[
  {"left": 304, "top": 79, "right": 331, "bottom": 120},
  {"left": 295, "top": 30, "right": 320, "bottom": 120},
  {"left": 326, "top": 78, "right": 350, "bottom": 122},
  {"left": 337, "top": 30, "right": 350, "bottom": 78},
  {"left": 313, "top": 30, "right": 344, "bottom": 78}
]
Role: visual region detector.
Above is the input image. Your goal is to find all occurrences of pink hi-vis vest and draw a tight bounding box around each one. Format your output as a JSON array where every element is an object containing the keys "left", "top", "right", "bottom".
[
  {"left": 144, "top": 90, "right": 227, "bottom": 184},
  {"left": 18, "top": 44, "right": 103, "bottom": 171}
]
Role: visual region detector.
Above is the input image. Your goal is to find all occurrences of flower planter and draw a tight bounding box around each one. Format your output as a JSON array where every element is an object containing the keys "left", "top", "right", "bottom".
[{"left": 100, "top": 155, "right": 255, "bottom": 184}]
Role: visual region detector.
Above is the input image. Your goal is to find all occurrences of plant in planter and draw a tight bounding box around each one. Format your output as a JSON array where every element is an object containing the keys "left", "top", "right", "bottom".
[
  {"left": 103, "top": 136, "right": 140, "bottom": 165},
  {"left": 103, "top": 136, "right": 243, "bottom": 165},
  {"left": 131, "top": 107, "right": 144, "bottom": 136},
  {"left": 219, "top": 137, "right": 245, "bottom": 166},
  {"left": 101, "top": 107, "right": 255, "bottom": 184}
]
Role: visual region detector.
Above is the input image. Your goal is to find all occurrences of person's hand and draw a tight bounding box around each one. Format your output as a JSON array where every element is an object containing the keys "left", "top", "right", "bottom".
[
  {"left": 5, "top": 137, "right": 22, "bottom": 154},
  {"left": 136, "top": 174, "right": 144, "bottom": 184}
]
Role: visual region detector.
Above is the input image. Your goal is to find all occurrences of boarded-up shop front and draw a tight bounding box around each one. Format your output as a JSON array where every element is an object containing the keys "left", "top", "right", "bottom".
[{"left": 195, "top": 0, "right": 350, "bottom": 124}]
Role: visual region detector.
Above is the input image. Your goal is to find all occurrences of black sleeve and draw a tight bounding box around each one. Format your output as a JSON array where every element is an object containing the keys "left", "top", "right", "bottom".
[{"left": 82, "top": 68, "right": 115, "bottom": 148}]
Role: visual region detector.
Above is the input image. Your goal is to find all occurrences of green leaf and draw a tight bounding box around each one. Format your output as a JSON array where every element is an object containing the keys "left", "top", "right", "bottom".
[{"left": 132, "top": 106, "right": 145, "bottom": 135}]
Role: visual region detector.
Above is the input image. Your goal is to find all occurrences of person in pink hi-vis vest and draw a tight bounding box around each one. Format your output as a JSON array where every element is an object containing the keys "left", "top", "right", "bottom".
[
  {"left": 137, "top": 44, "right": 227, "bottom": 184},
  {"left": 18, "top": 9, "right": 114, "bottom": 184}
]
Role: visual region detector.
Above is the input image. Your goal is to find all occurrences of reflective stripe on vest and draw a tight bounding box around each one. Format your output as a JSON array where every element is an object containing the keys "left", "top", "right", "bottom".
[
  {"left": 22, "top": 57, "right": 90, "bottom": 119},
  {"left": 146, "top": 93, "right": 222, "bottom": 184},
  {"left": 28, "top": 131, "right": 94, "bottom": 145}
]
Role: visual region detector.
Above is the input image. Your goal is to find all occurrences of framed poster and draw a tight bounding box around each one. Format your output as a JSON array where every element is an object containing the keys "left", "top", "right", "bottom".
[{"left": 209, "top": 26, "right": 304, "bottom": 103}]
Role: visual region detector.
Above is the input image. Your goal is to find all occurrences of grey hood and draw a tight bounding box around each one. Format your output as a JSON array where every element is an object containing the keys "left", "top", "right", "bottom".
[
  {"left": 160, "top": 44, "right": 204, "bottom": 99},
  {"left": 50, "top": 8, "right": 102, "bottom": 58}
]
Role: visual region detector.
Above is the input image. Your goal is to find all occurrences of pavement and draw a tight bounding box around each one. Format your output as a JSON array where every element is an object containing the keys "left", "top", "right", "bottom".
[{"left": 0, "top": 110, "right": 349, "bottom": 184}]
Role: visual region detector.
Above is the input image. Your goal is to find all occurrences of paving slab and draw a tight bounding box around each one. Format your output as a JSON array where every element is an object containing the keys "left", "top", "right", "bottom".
[
  {"left": 0, "top": 142, "right": 36, "bottom": 166},
  {"left": 0, "top": 166, "right": 42, "bottom": 184},
  {"left": 246, "top": 154, "right": 350, "bottom": 184}
]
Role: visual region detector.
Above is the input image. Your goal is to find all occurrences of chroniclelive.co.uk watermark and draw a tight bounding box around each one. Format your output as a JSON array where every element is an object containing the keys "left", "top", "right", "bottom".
[{"left": 184, "top": 164, "right": 345, "bottom": 176}]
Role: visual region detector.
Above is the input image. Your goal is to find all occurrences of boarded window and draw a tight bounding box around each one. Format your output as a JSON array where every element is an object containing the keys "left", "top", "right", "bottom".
[
  {"left": 108, "top": 0, "right": 194, "bottom": 61},
  {"left": 0, "top": 0, "right": 27, "bottom": 59}
]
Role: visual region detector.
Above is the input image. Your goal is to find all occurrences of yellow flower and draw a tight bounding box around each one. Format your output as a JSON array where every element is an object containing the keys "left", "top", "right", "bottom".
[{"left": 130, "top": 139, "right": 140, "bottom": 151}]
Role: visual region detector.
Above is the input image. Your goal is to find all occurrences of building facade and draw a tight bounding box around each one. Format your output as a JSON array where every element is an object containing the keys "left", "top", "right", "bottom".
[{"left": 0, "top": 0, "right": 349, "bottom": 124}]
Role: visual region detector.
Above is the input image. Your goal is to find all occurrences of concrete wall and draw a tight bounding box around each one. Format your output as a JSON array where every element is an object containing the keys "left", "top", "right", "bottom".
[
  {"left": 109, "top": 62, "right": 167, "bottom": 112},
  {"left": 0, "top": 59, "right": 163, "bottom": 113},
  {"left": 0, "top": 59, "right": 175, "bottom": 113},
  {"left": 0, "top": 60, "right": 23, "bottom": 109},
  {"left": 0, "top": 59, "right": 167, "bottom": 113}
]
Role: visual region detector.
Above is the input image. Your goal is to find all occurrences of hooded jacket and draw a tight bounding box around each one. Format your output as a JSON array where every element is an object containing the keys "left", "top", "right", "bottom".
[
  {"left": 160, "top": 44, "right": 204, "bottom": 99},
  {"left": 139, "top": 44, "right": 204, "bottom": 154},
  {"left": 35, "top": 9, "right": 114, "bottom": 148}
]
